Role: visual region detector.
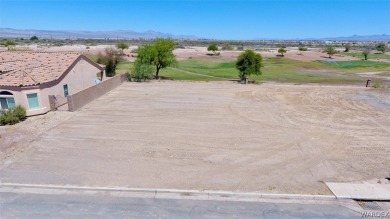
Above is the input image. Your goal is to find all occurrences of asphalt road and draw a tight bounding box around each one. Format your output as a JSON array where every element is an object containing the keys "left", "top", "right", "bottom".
[{"left": 0, "top": 191, "right": 361, "bottom": 219}]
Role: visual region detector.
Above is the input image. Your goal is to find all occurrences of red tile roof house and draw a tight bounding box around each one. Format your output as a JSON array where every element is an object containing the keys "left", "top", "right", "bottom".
[{"left": 0, "top": 51, "right": 104, "bottom": 116}]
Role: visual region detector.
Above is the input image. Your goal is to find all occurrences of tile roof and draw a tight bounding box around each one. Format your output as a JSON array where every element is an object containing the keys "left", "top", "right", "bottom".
[{"left": 0, "top": 51, "right": 84, "bottom": 87}]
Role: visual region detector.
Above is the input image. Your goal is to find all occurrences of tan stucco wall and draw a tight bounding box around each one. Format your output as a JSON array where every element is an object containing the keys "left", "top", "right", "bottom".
[
  {"left": 0, "top": 58, "right": 101, "bottom": 116},
  {"left": 0, "top": 86, "right": 33, "bottom": 113},
  {"left": 68, "top": 74, "right": 127, "bottom": 112}
]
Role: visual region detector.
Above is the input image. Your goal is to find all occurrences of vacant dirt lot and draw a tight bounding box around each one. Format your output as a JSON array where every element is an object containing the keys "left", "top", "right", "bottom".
[
  {"left": 173, "top": 47, "right": 358, "bottom": 62},
  {"left": 11, "top": 45, "right": 359, "bottom": 62},
  {"left": 1, "top": 81, "right": 389, "bottom": 195}
]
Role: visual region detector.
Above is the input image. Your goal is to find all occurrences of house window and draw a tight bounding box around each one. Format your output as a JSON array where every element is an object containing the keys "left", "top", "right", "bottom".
[
  {"left": 0, "top": 91, "right": 16, "bottom": 110},
  {"left": 0, "top": 97, "right": 16, "bottom": 110},
  {"left": 27, "top": 93, "right": 40, "bottom": 109},
  {"left": 63, "top": 84, "right": 69, "bottom": 97}
]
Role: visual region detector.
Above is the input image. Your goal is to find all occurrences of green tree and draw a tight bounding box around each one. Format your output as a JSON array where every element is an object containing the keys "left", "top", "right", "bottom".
[
  {"left": 362, "top": 49, "right": 370, "bottom": 60},
  {"left": 30, "top": 36, "right": 39, "bottom": 41},
  {"left": 235, "top": 50, "right": 263, "bottom": 83},
  {"left": 131, "top": 44, "right": 157, "bottom": 81},
  {"left": 153, "top": 38, "right": 177, "bottom": 79},
  {"left": 278, "top": 48, "right": 287, "bottom": 57},
  {"left": 134, "top": 38, "right": 177, "bottom": 79},
  {"left": 376, "top": 43, "right": 386, "bottom": 54},
  {"left": 325, "top": 45, "right": 337, "bottom": 58},
  {"left": 136, "top": 44, "right": 158, "bottom": 64},
  {"left": 116, "top": 42, "right": 129, "bottom": 53},
  {"left": 298, "top": 46, "right": 307, "bottom": 55},
  {"left": 207, "top": 43, "right": 219, "bottom": 54}
]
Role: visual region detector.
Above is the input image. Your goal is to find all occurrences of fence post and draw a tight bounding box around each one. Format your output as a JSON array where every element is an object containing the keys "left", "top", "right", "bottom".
[
  {"left": 48, "top": 95, "right": 57, "bottom": 111},
  {"left": 67, "top": 96, "right": 74, "bottom": 112},
  {"left": 366, "top": 79, "right": 371, "bottom": 87}
]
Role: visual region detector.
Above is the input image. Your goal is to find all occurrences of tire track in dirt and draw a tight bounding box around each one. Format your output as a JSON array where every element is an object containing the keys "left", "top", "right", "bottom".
[{"left": 229, "top": 89, "right": 331, "bottom": 191}]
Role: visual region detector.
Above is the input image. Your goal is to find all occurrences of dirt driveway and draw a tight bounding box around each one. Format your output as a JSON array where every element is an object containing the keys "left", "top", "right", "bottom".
[{"left": 1, "top": 81, "right": 389, "bottom": 195}]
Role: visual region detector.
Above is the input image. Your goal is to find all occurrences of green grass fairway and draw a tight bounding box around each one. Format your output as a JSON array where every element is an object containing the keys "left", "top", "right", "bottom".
[
  {"left": 85, "top": 54, "right": 99, "bottom": 63},
  {"left": 343, "top": 52, "right": 390, "bottom": 61},
  {"left": 160, "top": 68, "right": 218, "bottom": 81},
  {"left": 319, "top": 60, "right": 390, "bottom": 69},
  {"left": 164, "top": 57, "right": 369, "bottom": 84},
  {"left": 87, "top": 54, "right": 390, "bottom": 84},
  {"left": 116, "top": 61, "right": 133, "bottom": 74},
  {"left": 177, "top": 58, "right": 238, "bottom": 79}
]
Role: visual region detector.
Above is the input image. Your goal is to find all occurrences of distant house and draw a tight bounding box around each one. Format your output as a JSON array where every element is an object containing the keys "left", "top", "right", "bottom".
[
  {"left": 0, "top": 51, "right": 104, "bottom": 116},
  {"left": 323, "top": 40, "right": 334, "bottom": 45}
]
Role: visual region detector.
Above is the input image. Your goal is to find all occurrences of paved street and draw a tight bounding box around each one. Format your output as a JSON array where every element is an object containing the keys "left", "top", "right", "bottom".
[{"left": 0, "top": 191, "right": 361, "bottom": 219}]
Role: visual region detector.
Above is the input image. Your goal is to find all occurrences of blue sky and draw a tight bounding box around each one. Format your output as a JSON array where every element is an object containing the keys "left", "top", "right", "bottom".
[{"left": 0, "top": 0, "right": 389, "bottom": 39}]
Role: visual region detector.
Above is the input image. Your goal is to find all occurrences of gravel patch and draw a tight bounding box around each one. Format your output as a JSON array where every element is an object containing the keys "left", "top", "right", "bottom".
[{"left": 0, "top": 111, "right": 74, "bottom": 161}]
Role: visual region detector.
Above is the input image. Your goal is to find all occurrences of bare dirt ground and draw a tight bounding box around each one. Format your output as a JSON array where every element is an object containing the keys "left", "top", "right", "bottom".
[
  {"left": 173, "top": 47, "right": 358, "bottom": 61},
  {"left": 12, "top": 45, "right": 359, "bottom": 62},
  {"left": 1, "top": 81, "right": 389, "bottom": 195},
  {"left": 0, "top": 111, "right": 73, "bottom": 160}
]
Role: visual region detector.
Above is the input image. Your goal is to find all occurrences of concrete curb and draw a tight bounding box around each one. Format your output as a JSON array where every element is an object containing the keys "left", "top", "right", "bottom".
[
  {"left": 0, "top": 182, "right": 336, "bottom": 202},
  {"left": 326, "top": 182, "right": 390, "bottom": 201}
]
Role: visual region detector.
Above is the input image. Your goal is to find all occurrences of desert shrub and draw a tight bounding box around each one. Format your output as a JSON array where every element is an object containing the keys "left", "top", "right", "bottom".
[
  {"left": 105, "top": 60, "right": 117, "bottom": 77},
  {"left": 13, "top": 105, "right": 27, "bottom": 121},
  {"left": 0, "top": 110, "right": 6, "bottom": 124},
  {"left": 236, "top": 45, "right": 244, "bottom": 51},
  {"left": 0, "top": 40, "right": 16, "bottom": 47},
  {"left": 325, "top": 46, "right": 337, "bottom": 58},
  {"left": 96, "top": 52, "right": 105, "bottom": 64},
  {"left": 376, "top": 43, "right": 386, "bottom": 53},
  {"left": 299, "top": 46, "right": 308, "bottom": 52},
  {"left": 116, "top": 42, "right": 129, "bottom": 52},
  {"left": 30, "top": 36, "right": 39, "bottom": 41},
  {"left": 222, "top": 43, "right": 232, "bottom": 50},
  {"left": 130, "top": 62, "right": 154, "bottom": 82},
  {"left": 96, "top": 47, "right": 123, "bottom": 77},
  {"left": 0, "top": 105, "right": 27, "bottom": 126},
  {"left": 278, "top": 48, "right": 287, "bottom": 57},
  {"left": 0, "top": 111, "right": 19, "bottom": 125},
  {"left": 126, "top": 72, "right": 132, "bottom": 81}
]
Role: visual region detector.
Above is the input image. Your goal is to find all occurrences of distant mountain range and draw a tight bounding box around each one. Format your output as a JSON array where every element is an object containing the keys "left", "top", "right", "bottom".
[
  {"left": 255, "top": 34, "right": 390, "bottom": 41},
  {"left": 315, "top": 34, "right": 390, "bottom": 41},
  {"left": 0, "top": 28, "right": 389, "bottom": 41},
  {"left": 0, "top": 28, "right": 198, "bottom": 40}
]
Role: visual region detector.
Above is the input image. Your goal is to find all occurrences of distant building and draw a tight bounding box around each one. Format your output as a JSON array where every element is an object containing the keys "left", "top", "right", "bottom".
[{"left": 0, "top": 51, "right": 104, "bottom": 116}]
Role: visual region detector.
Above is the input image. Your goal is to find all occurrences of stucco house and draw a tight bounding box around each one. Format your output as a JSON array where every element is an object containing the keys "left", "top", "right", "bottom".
[{"left": 0, "top": 51, "right": 104, "bottom": 116}]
